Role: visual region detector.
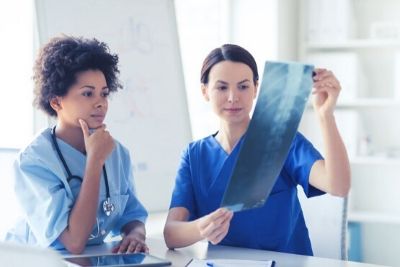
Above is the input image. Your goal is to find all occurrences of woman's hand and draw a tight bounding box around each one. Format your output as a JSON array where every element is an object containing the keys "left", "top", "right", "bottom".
[
  {"left": 112, "top": 228, "right": 149, "bottom": 254},
  {"left": 312, "top": 68, "right": 341, "bottom": 117},
  {"left": 79, "top": 119, "right": 114, "bottom": 163},
  {"left": 195, "top": 208, "right": 233, "bottom": 245}
]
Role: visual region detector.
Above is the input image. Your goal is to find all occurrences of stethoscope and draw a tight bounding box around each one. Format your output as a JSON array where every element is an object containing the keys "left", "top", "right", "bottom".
[{"left": 51, "top": 126, "right": 115, "bottom": 216}]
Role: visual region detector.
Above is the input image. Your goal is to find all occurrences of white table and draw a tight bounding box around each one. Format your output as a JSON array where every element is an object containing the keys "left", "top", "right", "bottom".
[{"left": 61, "top": 237, "right": 389, "bottom": 267}]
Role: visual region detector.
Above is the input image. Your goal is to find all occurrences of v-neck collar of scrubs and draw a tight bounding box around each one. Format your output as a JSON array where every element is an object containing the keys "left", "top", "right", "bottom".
[
  {"left": 203, "top": 133, "right": 247, "bottom": 193},
  {"left": 55, "top": 136, "right": 86, "bottom": 158},
  {"left": 209, "top": 131, "right": 246, "bottom": 156},
  {"left": 53, "top": 135, "right": 87, "bottom": 182}
]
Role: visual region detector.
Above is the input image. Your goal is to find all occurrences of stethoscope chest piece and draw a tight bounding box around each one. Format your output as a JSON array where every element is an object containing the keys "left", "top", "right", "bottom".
[{"left": 103, "top": 197, "right": 115, "bottom": 216}]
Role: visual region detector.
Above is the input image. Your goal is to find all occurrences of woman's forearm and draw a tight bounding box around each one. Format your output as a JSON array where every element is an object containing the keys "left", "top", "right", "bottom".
[
  {"left": 164, "top": 219, "right": 203, "bottom": 249},
  {"left": 319, "top": 113, "right": 351, "bottom": 196}
]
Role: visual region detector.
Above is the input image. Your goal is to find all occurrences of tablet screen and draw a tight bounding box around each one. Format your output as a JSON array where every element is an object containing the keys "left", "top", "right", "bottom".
[{"left": 64, "top": 253, "right": 171, "bottom": 267}]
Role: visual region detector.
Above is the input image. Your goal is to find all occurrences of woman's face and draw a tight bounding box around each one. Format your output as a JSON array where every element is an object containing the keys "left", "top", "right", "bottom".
[
  {"left": 52, "top": 69, "right": 110, "bottom": 129},
  {"left": 202, "top": 60, "right": 258, "bottom": 125}
]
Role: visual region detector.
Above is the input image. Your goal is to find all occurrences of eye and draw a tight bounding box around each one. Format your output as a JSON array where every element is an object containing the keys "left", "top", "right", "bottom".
[
  {"left": 217, "top": 85, "right": 228, "bottom": 91},
  {"left": 101, "top": 91, "right": 110, "bottom": 98},
  {"left": 82, "top": 91, "right": 93, "bottom": 97},
  {"left": 239, "top": 84, "right": 249, "bottom": 90}
]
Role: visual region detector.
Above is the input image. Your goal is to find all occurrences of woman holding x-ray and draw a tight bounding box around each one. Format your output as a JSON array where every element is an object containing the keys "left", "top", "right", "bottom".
[
  {"left": 5, "top": 36, "right": 148, "bottom": 254},
  {"left": 164, "top": 44, "right": 351, "bottom": 255}
]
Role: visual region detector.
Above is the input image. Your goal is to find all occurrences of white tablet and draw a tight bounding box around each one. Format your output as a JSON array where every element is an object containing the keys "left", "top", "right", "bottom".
[{"left": 64, "top": 253, "right": 171, "bottom": 267}]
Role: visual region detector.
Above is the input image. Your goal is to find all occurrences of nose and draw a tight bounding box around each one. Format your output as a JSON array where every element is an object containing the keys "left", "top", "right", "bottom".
[
  {"left": 95, "top": 96, "right": 107, "bottom": 109},
  {"left": 228, "top": 89, "right": 238, "bottom": 103}
]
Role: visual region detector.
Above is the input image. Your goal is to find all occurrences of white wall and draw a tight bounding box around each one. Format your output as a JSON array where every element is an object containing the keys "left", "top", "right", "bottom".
[
  {"left": 0, "top": 1, "right": 34, "bottom": 148},
  {"left": 0, "top": 1, "right": 35, "bottom": 237}
]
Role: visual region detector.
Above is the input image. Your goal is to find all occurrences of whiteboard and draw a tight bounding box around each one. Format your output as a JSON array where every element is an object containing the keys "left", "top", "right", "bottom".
[{"left": 35, "top": 0, "right": 192, "bottom": 211}]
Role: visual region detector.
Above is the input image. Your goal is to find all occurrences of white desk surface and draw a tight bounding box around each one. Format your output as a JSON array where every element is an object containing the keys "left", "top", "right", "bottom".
[{"left": 61, "top": 237, "right": 389, "bottom": 267}]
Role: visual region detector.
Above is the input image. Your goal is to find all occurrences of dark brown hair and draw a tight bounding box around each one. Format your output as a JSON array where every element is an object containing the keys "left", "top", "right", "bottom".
[{"left": 200, "top": 44, "right": 259, "bottom": 85}]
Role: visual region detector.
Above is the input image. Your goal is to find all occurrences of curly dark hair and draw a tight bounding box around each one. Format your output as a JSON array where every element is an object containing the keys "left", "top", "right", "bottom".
[{"left": 33, "top": 35, "right": 122, "bottom": 117}]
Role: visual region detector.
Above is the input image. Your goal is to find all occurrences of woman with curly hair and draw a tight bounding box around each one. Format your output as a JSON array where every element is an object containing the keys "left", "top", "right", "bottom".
[{"left": 6, "top": 36, "right": 148, "bottom": 254}]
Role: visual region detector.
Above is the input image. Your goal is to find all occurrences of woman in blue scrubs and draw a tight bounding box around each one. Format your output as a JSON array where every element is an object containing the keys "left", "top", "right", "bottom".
[
  {"left": 163, "top": 44, "right": 351, "bottom": 255},
  {"left": 6, "top": 36, "right": 148, "bottom": 254}
]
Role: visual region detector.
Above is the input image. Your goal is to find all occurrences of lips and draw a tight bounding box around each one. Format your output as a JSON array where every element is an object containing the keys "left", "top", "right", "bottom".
[
  {"left": 224, "top": 108, "right": 242, "bottom": 112},
  {"left": 90, "top": 114, "right": 105, "bottom": 122}
]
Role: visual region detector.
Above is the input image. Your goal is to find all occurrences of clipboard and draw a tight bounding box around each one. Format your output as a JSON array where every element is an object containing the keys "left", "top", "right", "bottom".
[{"left": 220, "top": 61, "right": 314, "bottom": 212}]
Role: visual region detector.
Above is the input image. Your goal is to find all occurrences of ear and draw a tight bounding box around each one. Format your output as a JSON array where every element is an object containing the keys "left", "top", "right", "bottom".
[
  {"left": 201, "top": 84, "right": 210, "bottom": 101},
  {"left": 49, "top": 97, "right": 62, "bottom": 112}
]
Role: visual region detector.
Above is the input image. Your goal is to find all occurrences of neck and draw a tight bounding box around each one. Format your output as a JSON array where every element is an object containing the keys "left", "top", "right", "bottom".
[
  {"left": 215, "top": 118, "right": 250, "bottom": 154},
  {"left": 54, "top": 122, "right": 86, "bottom": 154}
]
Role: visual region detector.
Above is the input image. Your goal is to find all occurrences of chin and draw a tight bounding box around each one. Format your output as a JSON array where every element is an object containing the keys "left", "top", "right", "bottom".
[
  {"left": 86, "top": 121, "right": 103, "bottom": 129},
  {"left": 223, "top": 117, "right": 245, "bottom": 124},
  {"left": 90, "top": 124, "right": 103, "bottom": 130}
]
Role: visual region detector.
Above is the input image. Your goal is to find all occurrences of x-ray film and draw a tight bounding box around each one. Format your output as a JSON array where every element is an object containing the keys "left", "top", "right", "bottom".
[{"left": 220, "top": 61, "right": 314, "bottom": 212}]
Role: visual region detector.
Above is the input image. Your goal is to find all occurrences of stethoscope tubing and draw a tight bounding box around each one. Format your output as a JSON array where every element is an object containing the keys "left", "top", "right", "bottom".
[{"left": 51, "top": 126, "right": 111, "bottom": 200}]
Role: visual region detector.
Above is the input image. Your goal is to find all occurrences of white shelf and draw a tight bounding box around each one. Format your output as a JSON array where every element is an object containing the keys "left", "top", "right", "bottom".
[
  {"left": 348, "top": 211, "right": 400, "bottom": 224},
  {"left": 306, "top": 39, "right": 400, "bottom": 50},
  {"left": 306, "top": 98, "right": 400, "bottom": 109},
  {"left": 351, "top": 156, "right": 400, "bottom": 166},
  {"left": 338, "top": 98, "right": 400, "bottom": 108}
]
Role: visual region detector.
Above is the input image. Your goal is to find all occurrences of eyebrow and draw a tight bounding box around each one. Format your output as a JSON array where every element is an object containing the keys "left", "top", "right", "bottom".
[
  {"left": 238, "top": 79, "right": 250, "bottom": 84},
  {"left": 215, "top": 79, "right": 250, "bottom": 85},
  {"left": 215, "top": 80, "right": 228, "bottom": 85},
  {"left": 79, "top": 85, "right": 109, "bottom": 90}
]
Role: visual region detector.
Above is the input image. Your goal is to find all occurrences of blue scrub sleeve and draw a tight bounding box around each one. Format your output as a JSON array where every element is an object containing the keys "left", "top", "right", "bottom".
[
  {"left": 284, "top": 132, "right": 325, "bottom": 197},
  {"left": 169, "top": 147, "right": 196, "bottom": 215},
  {"left": 112, "top": 152, "right": 147, "bottom": 235},
  {"left": 14, "top": 152, "right": 73, "bottom": 247}
]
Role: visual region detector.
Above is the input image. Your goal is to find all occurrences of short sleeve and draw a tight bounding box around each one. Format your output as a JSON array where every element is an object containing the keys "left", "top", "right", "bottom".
[
  {"left": 283, "top": 132, "right": 325, "bottom": 197},
  {"left": 112, "top": 150, "right": 148, "bottom": 235},
  {"left": 14, "top": 152, "right": 73, "bottom": 247},
  {"left": 169, "top": 146, "right": 196, "bottom": 216}
]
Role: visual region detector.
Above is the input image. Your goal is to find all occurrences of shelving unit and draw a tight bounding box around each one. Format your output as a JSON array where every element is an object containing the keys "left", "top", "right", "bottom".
[
  {"left": 306, "top": 39, "right": 400, "bottom": 50},
  {"left": 299, "top": 0, "right": 400, "bottom": 266}
]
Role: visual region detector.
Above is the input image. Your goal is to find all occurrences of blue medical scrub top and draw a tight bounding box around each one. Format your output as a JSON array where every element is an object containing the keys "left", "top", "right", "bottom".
[
  {"left": 6, "top": 128, "right": 147, "bottom": 250},
  {"left": 170, "top": 132, "right": 324, "bottom": 256}
]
